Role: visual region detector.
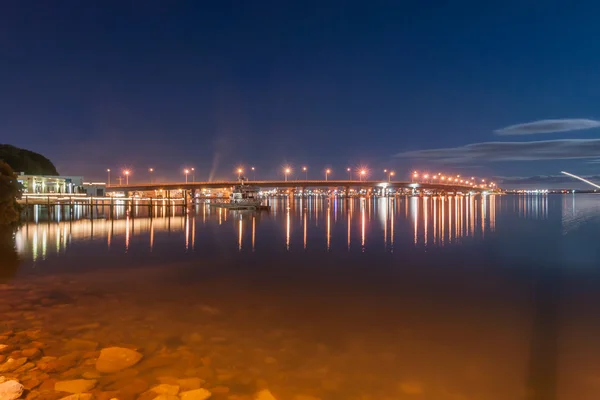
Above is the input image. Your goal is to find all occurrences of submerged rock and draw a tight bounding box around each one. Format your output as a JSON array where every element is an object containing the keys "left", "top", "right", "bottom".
[
  {"left": 180, "top": 388, "right": 212, "bottom": 400},
  {"left": 148, "top": 384, "right": 180, "bottom": 396},
  {"left": 0, "top": 357, "right": 28, "bottom": 373},
  {"left": 0, "top": 379, "right": 24, "bottom": 400},
  {"left": 54, "top": 379, "right": 97, "bottom": 394},
  {"left": 254, "top": 390, "right": 277, "bottom": 400},
  {"left": 57, "top": 395, "right": 94, "bottom": 400},
  {"left": 95, "top": 347, "right": 142, "bottom": 373}
]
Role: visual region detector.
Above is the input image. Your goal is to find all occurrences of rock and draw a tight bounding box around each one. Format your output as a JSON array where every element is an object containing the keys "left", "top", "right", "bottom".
[
  {"left": 149, "top": 384, "right": 179, "bottom": 396},
  {"left": 15, "top": 362, "right": 36, "bottom": 373},
  {"left": 254, "top": 390, "right": 276, "bottom": 400},
  {"left": 65, "top": 340, "right": 99, "bottom": 352},
  {"left": 153, "top": 396, "right": 179, "bottom": 400},
  {"left": 0, "top": 357, "right": 28, "bottom": 373},
  {"left": 22, "top": 348, "right": 42, "bottom": 359},
  {"left": 41, "top": 353, "right": 82, "bottom": 373},
  {"left": 95, "top": 348, "right": 142, "bottom": 373},
  {"left": 115, "top": 378, "right": 148, "bottom": 397},
  {"left": 23, "top": 378, "right": 43, "bottom": 390},
  {"left": 180, "top": 389, "right": 212, "bottom": 400},
  {"left": 397, "top": 381, "right": 423, "bottom": 395},
  {"left": 81, "top": 371, "right": 101, "bottom": 380},
  {"left": 156, "top": 376, "right": 178, "bottom": 385},
  {"left": 177, "top": 378, "right": 204, "bottom": 391},
  {"left": 0, "top": 355, "right": 5, "bottom": 364},
  {"left": 58, "top": 395, "right": 94, "bottom": 400},
  {"left": 54, "top": 379, "right": 97, "bottom": 393},
  {"left": 210, "top": 386, "right": 229, "bottom": 394},
  {"left": 66, "top": 323, "right": 101, "bottom": 332},
  {"left": 263, "top": 357, "right": 277, "bottom": 364},
  {"left": 28, "top": 390, "right": 66, "bottom": 400},
  {"left": 0, "top": 345, "right": 11, "bottom": 354},
  {"left": 94, "top": 392, "right": 119, "bottom": 400},
  {"left": 40, "top": 379, "right": 57, "bottom": 390},
  {"left": 0, "top": 379, "right": 24, "bottom": 400}
]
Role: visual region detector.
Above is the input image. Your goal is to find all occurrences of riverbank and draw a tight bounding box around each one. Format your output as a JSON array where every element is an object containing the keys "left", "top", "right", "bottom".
[{"left": 0, "top": 260, "right": 538, "bottom": 400}]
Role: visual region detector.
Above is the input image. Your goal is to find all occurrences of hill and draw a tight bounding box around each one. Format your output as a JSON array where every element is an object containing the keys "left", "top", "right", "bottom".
[{"left": 0, "top": 144, "right": 59, "bottom": 175}]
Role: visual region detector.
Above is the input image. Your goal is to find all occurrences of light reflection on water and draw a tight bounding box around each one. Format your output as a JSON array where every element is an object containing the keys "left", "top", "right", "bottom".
[
  {"left": 15, "top": 195, "right": 501, "bottom": 263},
  {"left": 5, "top": 194, "right": 600, "bottom": 399}
]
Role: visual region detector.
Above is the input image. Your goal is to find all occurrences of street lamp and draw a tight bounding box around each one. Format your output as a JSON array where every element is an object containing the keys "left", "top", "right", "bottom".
[
  {"left": 107, "top": 169, "right": 111, "bottom": 186},
  {"left": 325, "top": 169, "right": 330, "bottom": 181},
  {"left": 251, "top": 167, "right": 255, "bottom": 181},
  {"left": 284, "top": 168, "right": 291, "bottom": 182},
  {"left": 347, "top": 167, "right": 351, "bottom": 180},
  {"left": 237, "top": 168, "right": 243, "bottom": 180},
  {"left": 191, "top": 167, "right": 195, "bottom": 183},
  {"left": 360, "top": 169, "right": 366, "bottom": 182},
  {"left": 302, "top": 166, "right": 307, "bottom": 180},
  {"left": 184, "top": 169, "right": 190, "bottom": 184},
  {"left": 123, "top": 170, "right": 130, "bottom": 185},
  {"left": 149, "top": 168, "right": 154, "bottom": 183},
  {"left": 412, "top": 172, "right": 418, "bottom": 182},
  {"left": 389, "top": 171, "right": 395, "bottom": 182}
]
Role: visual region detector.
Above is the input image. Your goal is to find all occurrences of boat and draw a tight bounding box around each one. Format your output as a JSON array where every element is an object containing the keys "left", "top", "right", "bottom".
[
  {"left": 229, "top": 182, "right": 262, "bottom": 207},
  {"left": 210, "top": 181, "right": 268, "bottom": 210}
]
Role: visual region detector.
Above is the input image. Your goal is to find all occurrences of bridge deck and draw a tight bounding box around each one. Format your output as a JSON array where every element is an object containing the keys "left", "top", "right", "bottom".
[{"left": 106, "top": 180, "right": 487, "bottom": 192}]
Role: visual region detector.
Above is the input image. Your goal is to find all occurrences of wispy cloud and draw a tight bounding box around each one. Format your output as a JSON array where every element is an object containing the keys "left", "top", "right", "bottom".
[
  {"left": 495, "top": 119, "right": 600, "bottom": 135},
  {"left": 494, "top": 174, "right": 600, "bottom": 185},
  {"left": 395, "top": 139, "right": 600, "bottom": 163}
]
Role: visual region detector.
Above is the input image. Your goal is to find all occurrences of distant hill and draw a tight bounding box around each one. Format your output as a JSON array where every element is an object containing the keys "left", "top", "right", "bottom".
[{"left": 0, "top": 144, "right": 59, "bottom": 175}]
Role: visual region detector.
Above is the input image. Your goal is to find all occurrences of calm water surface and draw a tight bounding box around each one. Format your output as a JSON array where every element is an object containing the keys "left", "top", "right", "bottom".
[{"left": 3, "top": 194, "right": 600, "bottom": 400}]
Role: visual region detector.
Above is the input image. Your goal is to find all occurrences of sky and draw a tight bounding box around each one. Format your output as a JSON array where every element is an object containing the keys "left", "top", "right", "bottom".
[{"left": 2, "top": 0, "right": 600, "bottom": 188}]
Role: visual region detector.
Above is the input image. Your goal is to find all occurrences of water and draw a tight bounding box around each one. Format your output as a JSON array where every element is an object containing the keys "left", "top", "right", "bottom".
[{"left": 3, "top": 194, "right": 600, "bottom": 400}]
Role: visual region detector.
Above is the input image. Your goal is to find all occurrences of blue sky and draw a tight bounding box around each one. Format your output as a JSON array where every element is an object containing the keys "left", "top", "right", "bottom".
[{"left": 2, "top": 1, "right": 600, "bottom": 187}]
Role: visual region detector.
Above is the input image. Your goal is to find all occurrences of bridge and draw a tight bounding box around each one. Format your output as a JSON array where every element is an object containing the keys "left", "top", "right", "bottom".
[{"left": 106, "top": 180, "right": 492, "bottom": 194}]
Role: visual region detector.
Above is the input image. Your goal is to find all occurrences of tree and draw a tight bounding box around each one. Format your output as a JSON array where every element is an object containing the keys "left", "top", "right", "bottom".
[
  {"left": 0, "top": 144, "right": 59, "bottom": 175},
  {"left": 0, "top": 161, "right": 22, "bottom": 226}
]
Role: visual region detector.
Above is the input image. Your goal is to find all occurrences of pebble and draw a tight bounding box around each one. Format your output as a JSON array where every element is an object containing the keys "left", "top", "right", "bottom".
[
  {"left": 177, "top": 378, "right": 204, "bottom": 391},
  {"left": 22, "top": 348, "right": 42, "bottom": 359},
  {"left": 95, "top": 347, "right": 143, "bottom": 373},
  {"left": 54, "top": 379, "right": 98, "bottom": 394},
  {"left": 148, "top": 384, "right": 180, "bottom": 396},
  {"left": 0, "top": 357, "right": 28, "bottom": 373},
  {"left": 58, "top": 395, "right": 94, "bottom": 400},
  {"left": 180, "top": 388, "right": 212, "bottom": 400},
  {"left": 254, "top": 390, "right": 277, "bottom": 400},
  {"left": 0, "top": 379, "right": 24, "bottom": 400}
]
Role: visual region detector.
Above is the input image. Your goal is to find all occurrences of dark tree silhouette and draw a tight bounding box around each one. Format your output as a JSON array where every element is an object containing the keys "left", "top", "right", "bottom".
[
  {"left": 0, "top": 144, "right": 59, "bottom": 175},
  {"left": 0, "top": 161, "right": 22, "bottom": 226}
]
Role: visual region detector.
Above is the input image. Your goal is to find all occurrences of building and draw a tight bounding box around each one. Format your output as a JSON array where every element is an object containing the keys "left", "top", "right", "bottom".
[
  {"left": 17, "top": 173, "right": 86, "bottom": 194},
  {"left": 82, "top": 182, "right": 107, "bottom": 196}
]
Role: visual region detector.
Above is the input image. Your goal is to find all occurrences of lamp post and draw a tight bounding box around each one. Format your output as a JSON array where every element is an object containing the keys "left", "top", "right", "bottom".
[
  {"left": 251, "top": 167, "right": 255, "bottom": 181},
  {"left": 325, "top": 169, "right": 330, "bottom": 181},
  {"left": 302, "top": 166, "right": 307, "bottom": 180},
  {"left": 149, "top": 168, "right": 154, "bottom": 183},
  {"left": 124, "top": 170, "right": 130, "bottom": 185},
  {"left": 284, "top": 168, "right": 290, "bottom": 182},
  {"left": 389, "top": 171, "right": 395, "bottom": 182},
  {"left": 347, "top": 167, "right": 351, "bottom": 180},
  {"left": 237, "top": 168, "right": 243, "bottom": 180},
  {"left": 107, "top": 169, "right": 111, "bottom": 186},
  {"left": 360, "top": 170, "right": 366, "bottom": 182},
  {"left": 184, "top": 169, "right": 189, "bottom": 184},
  {"left": 191, "top": 167, "right": 195, "bottom": 183}
]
